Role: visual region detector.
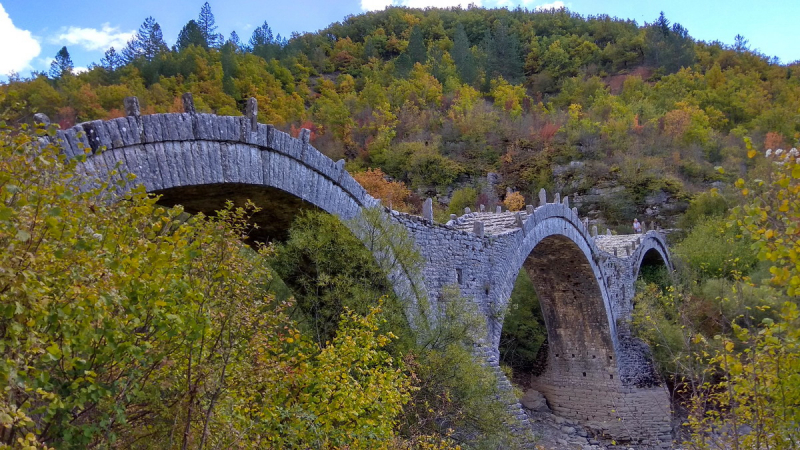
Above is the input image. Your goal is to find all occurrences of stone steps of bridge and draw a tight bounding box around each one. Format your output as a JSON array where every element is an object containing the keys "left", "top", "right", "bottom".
[{"left": 446, "top": 211, "right": 530, "bottom": 234}]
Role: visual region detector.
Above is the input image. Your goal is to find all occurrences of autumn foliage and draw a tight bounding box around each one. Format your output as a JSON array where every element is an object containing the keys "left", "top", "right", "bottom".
[
  {"left": 503, "top": 191, "right": 526, "bottom": 211},
  {"left": 353, "top": 168, "right": 412, "bottom": 212}
]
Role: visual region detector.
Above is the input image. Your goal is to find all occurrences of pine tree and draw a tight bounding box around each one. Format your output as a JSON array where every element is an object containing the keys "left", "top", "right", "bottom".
[
  {"left": 249, "top": 21, "right": 274, "bottom": 48},
  {"left": 486, "top": 21, "right": 523, "bottom": 84},
  {"left": 734, "top": 34, "right": 749, "bottom": 53},
  {"left": 49, "top": 46, "right": 73, "bottom": 79},
  {"left": 249, "top": 21, "right": 280, "bottom": 60},
  {"left": 122, "top": 17, "right": 168, "bottom": 62},
  {"left": 176, "top": 20, "right": 207, "bottom": 50},
  {"left": 197, "top": 2, "right": 220, "bottom": 48},
  {"left": 221, "top": 42, "right": 240, "bottom": 98},
  {"left": 228, "top": 31, "right": 242, "bottom": 51},
  {"left": 407, "top": 25, "right": 426, "bottom": 66},
  {"left": 100, "top": 47, "right": 123, "bottom": 72},
  {"left": 452, "top": 23, "right": 477, "bottom": 84}
]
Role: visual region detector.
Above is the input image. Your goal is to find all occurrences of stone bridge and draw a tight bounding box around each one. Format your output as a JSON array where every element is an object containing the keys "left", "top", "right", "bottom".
[{"left": 44, "top": 95, "right": 673, "bottom": 448}]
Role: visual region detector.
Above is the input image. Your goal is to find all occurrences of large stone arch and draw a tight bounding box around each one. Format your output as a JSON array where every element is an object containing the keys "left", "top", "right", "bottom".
[
  {"left": 486, "top": 204, "right": 673, "bottom": 447},
  {"left": 53, "top": 102, "right": 429, "bottom": 327}
]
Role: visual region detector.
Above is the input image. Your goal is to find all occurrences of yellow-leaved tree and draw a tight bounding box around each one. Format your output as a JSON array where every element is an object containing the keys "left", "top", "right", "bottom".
[
  {"left": 687, "top": 143, "right": 800, "bottom": 449},
  {"left": 0, "top": 123, "right": 410, "bottom": 449}
]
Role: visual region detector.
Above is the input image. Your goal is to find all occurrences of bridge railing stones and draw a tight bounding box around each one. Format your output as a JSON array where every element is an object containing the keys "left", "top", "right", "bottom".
[{"left": 53, "top": 96, "right": 381, "bottom": 216}]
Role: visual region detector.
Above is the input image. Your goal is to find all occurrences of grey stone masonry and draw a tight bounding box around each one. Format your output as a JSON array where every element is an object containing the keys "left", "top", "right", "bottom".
[{"left": 55, "top": 99, "right": 674, "bottom": 449}]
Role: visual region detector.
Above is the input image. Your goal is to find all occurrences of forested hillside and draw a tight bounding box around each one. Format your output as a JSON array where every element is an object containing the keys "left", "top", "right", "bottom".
[
  {"left": 2, "top": 4, "right": 800, "bottom": 449},
  {"left": 3, "top": 4, "right": 799, "bottom": 227}
]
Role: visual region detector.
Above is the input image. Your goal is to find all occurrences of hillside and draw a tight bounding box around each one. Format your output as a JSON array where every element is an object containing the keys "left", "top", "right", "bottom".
[{"left": 3, "top": 6, "right": 799, "bottom": 230}]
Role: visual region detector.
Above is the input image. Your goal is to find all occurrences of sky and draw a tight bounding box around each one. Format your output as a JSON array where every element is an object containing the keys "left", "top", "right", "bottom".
[{"left": 1, "top": 0, "right": 798, "bottom": 78}]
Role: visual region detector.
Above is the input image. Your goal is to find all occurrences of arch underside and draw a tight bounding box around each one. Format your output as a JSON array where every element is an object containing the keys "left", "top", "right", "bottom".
[
  {"left": 524, "top": 235, "right": 617, "bottom": 379},
  {"left": 513, "top": 234, "right": 671, "bottom": 445},
  {"left": 153, "top": 183, "right": 321, "bottom": 243}
]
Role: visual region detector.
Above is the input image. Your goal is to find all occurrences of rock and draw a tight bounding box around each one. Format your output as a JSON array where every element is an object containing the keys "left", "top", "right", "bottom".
[
  {"left": 520, "top": 389, "right": 549, "bottom": 411},
  {"left": 556, "top": 438, "right": 569, "bottom": 446},
  {"left": 554, "top": 416, "right": 568, "bottom": 425},
  {"left": 561, "top": 426, "right": 576, "bottom": 434}
]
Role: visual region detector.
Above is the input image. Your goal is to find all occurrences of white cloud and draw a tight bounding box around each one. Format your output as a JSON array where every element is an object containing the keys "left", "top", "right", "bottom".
[
  {"left": 0, "top": 3, "right": 41, "bottom": 75},
  {"left": 52, "top": 23, "right": 134, "bottom": 51},
  {"left": 73, "top": 66, "right": 88, "bottom": 74},
  {"left": 534, "top": 1, "right": 565, "bottom": 10}
]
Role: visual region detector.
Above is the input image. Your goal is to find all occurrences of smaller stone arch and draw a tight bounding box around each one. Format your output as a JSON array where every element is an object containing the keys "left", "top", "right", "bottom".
[{"left": 632, "top": 232, "right": 673, "bottom": 283}]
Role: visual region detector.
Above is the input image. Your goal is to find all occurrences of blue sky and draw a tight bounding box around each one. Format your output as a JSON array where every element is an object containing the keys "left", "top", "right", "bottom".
[{"left": 1, "top": 0, "right": 798, "bottom": 77}]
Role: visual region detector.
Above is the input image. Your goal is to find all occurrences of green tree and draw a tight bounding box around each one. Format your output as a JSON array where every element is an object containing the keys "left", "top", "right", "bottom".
[
  {"left": 122, "top": 16, "right": 168, "bottom": 62},
  {"left": 176, "top": 19, "right": 207, "bottom": 50},
  {"left": 452, "top": 22, "right": 477, "bottom": 84},
  {"left": 0, "top": 124, "right": 413, "bottom": 448},
  {"left": 197, "top": 2, "right": 221, "bottom": 48},
  {"left": 99, "top": 46, "right": 123, "bottom": 72},
  {"left": 48, "top": 46, "right": 73, "bottom": 79},
  {"left": 408, "top": 25, "right": 427, "bottom": 66},
  {"left": 485, "top": 21, "right": 523, "bottom": 84},
  {"left": 686, "top": 145, "right": 800, "bottom": 449}
]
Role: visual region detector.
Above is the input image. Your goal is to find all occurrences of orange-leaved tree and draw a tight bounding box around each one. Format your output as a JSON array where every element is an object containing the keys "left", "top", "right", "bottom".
[{"left": 353, "top": 168, "right": 413, "bottom": 212}]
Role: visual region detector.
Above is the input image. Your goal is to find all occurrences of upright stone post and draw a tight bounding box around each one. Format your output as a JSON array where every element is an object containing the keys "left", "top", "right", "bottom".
[
  {"left": 563, "top": 196, "right": 569, "bottom": 208},
  {"left": 514, "top": 212, "right": 524, "bottom": 228},
  {"left": 554, "top": 192, "right": 561, "bottom": 204},
  {"left": 245, "top": 97, "right": 258, "bottom": 129},
  {"left": 123, "top": 96, "right": 143, "bottom": 138},
  {"left": 592, "top": 225, "right": 598, "bottom": 237},
  {"left": 299, "top": 128, "right": 311, "bottom": 144},
  {"left": 464, "top": 207, "right": 471, "bottom": 214},
  {"left": 33, "top": 113, "right": 50, "bottom": 126},
  {"left": 526, "top": 205, "right": 533, "bottom": 214},
  {"left": 641, "top": 222, "right": 648, "bottom": 233},
  {"left": 480, "top": 204, "right": 485, "bottom": 212},
  {"left": 650, "top": 221, "right": 656, "bottom": 231},
  {"left": 473, "top": 221, "right": 485, "bottom": 238},
  {"left": 539, "top": 188, "right": 547, "bottom": 205},
  {"left": 450, "top": 214, "right": 457, "bottom": 221},
  {"left": 423, "top": 198, "right": 433, "bottom": 222},
  {"left": 606, "top": 228, "right": 612, "bottom": 236},
  {"left": 182, "top": 93, "right": 196, "bottom": 114},
  {"left": 625, "top": 246, "right": 631, "bottom": 256},
  {"left": 123, "top": 96, "right": 141, "bottom": 118},
  {"left": 496, "top": 205, "right": 502, "bottom": 213}
]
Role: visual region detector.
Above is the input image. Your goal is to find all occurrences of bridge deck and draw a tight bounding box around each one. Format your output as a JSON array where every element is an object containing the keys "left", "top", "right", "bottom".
[{"left": 447, "top": 210, "right": 648, "bottom": 257}]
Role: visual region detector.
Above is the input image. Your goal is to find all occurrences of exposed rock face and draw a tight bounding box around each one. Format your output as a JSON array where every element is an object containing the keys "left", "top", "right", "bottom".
[
  {"left": 54, "top": 100, "right": 675, "bottom": 448},
  {"left": 553, "top": 161, "right": 690, "bottom": 229}
]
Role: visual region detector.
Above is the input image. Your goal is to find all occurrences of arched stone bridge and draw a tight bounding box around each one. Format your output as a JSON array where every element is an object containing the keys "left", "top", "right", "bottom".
[{"left": 45, "top": 95, "right": 673, "bottom": 448}]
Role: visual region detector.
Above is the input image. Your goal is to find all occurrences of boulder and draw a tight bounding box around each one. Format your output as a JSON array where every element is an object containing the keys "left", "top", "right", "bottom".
[{"left": 520, "top": 388, "right": 549, "bottom": 411}]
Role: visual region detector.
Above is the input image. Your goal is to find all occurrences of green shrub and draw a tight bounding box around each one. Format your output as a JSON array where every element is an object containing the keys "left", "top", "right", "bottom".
[
  {"left": 675, "top": 218, "right": 758, "bottom": 280},
  {"left": 678, "top": 190, "right": 729, "bottom": 229},
  {"left": 449, "top": 187, "right": 478, "bottom": 214}
]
